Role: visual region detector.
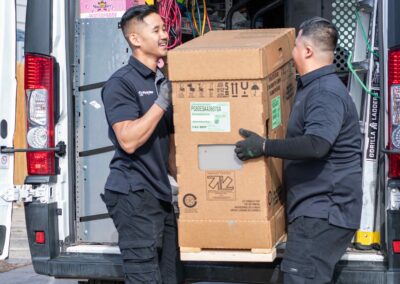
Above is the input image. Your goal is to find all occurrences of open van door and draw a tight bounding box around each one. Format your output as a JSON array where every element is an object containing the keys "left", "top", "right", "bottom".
[{"left": 0, "top": 0, "right": 17, "bottom": 260}]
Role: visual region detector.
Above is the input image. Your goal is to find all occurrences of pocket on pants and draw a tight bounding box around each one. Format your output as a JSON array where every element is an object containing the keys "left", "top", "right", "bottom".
[
  {"left": 119, "top": 239, "right": 156, "bottom": 263},
  {"left": 124, "top": 189, "right": 147, "bottom": 215},
  {"left": 281, "top": 259, "right": 316, "bottom": 279},
  {"left": 121, "top": 240, "right": 160, "bottom": 283}
]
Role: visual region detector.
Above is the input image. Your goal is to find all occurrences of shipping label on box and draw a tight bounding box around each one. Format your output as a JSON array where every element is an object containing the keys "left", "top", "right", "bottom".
[
  {"left": 271, "top": 96, "right": 282, "bottom": 129},
  {"left": 190, "top": 102, "right": 231, "bottom": 132}
]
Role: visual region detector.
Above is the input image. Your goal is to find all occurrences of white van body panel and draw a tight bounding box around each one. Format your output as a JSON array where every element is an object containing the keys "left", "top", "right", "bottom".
[
  {"left": 52, "top": 0, "right": 71, "bottom": 241},
  {"left": 0, "top": 0, "right": 17, "bottom": 260}
]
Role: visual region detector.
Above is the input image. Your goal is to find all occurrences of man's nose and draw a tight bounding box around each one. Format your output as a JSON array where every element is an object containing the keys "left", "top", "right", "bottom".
[{"left": 161, "top": 30, "right": 168, "bottom": 40}]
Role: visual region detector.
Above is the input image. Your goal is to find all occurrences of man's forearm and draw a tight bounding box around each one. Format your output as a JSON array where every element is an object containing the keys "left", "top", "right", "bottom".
[
  {"left": 113, "top": 104, "right": 165, "bottom": 154},
  {"left": 264, "top": 135, "right": 331, "bottom": 160}
]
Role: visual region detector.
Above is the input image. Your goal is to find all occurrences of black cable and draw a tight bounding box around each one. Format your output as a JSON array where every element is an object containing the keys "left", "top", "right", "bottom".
[{"left": 250, "top": 0, "right": 283, "bottom": 28}]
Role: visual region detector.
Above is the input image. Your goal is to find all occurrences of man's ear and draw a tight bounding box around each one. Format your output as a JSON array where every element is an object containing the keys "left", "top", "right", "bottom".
[
  {"left": 129, "top": 33, "right": 141, "bottom": 48},
  {"left": 304, "top": 44, "right": 314, "bottom": 59}
]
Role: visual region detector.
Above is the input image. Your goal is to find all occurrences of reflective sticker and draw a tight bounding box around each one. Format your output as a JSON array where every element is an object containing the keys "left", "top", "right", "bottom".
[
  {"left": 89, "top": 100, "right": 102, "bottom": 109},
  {"left": 0, "top": 154, "right": 9, "bottom": 169}
]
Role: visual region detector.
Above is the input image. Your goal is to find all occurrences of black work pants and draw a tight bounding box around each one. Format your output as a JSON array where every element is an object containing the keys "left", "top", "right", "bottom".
[
  {"left": 281, "top": 216, "right": 355, "bottom": 284},
  {"left": 103, "top": 189, "right": 179, "bottom": 284}
]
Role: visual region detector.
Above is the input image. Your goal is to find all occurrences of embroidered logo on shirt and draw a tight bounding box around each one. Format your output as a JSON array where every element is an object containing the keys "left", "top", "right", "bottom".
[{"left": 138, "top": 90, "right": 154, "bottom": 97}]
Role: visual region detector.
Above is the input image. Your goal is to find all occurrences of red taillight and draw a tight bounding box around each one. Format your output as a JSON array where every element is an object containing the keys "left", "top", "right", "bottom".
[
  {"left": 388, "top": 49, "right": 400, "bottom": 178},
  {"left": 393, "top": 240, "right": 400, "bottom": 254},
  {"left": 35, "top": 231, "right": 45, "bottom": 244},
  {"left": 24, "top": 53, "right": 55, "bottom": 175}
]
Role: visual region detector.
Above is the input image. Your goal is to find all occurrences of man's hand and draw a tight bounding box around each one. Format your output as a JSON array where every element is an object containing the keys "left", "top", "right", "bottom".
[
  {"left": 235, "top": 128, "right": 266, "bottom": 161},
  {"left": 155, "top": 80, "right": 172, "bottom": 111}
]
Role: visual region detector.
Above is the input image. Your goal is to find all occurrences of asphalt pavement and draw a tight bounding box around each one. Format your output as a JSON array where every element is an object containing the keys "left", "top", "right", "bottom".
[
  {"left": 0, "top": 264, "right": 236, "bottom": 284},
  {"left": 0, "top": 264, "right": 78, "bottom": 284}
]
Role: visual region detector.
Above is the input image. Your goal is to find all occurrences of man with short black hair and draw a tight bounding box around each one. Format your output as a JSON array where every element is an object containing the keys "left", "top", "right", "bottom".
[
  {"left": 101, "top": 5, "right": 178, "bottom": 284},
  {"left": 235, "top": 17, "right": 362, "bottom": 283}
]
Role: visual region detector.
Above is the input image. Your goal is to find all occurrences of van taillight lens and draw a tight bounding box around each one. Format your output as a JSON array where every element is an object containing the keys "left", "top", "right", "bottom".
[
  {"left": 25, "top": 54, "right": 55, "bottom": 175},
  {"left": 35, "top": 231, "right": 45, "bottom": 244},
  {"left": 393, "top": 240, "right": 400, "bottom": 254}
]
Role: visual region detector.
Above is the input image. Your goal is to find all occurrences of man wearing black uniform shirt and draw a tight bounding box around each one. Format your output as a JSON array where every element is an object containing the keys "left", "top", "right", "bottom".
[
  {"left": 235, "top": 17, "right": 362, "bottom": 283},
  {"left": 101, "top": 5, "right": 178, "bottom": 284}
]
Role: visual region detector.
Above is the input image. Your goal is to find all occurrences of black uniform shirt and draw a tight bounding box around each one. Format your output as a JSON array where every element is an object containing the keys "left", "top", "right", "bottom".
[
  {"left": 284, "top": 64, "right": 362, "bottom": 229},
  {"left": 102, "top": 56, "right": 174, "bottom": 202}
]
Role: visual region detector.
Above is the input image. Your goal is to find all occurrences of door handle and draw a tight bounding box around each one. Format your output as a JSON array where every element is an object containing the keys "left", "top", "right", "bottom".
[{"left": 0, "top": 141, "right": 66, "bottom": 157}]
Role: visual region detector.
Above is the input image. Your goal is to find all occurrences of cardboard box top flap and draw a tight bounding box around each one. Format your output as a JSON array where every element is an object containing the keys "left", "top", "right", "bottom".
[
  {"left": 168, "top": 28, "right": 295, "bottom": 81},
  {"left": 174, "top": 29, "right": 291, "bottom": 49}
]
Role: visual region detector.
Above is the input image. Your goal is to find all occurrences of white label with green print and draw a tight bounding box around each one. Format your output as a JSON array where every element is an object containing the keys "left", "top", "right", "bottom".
[
  {"left": 190, "top": 102, "right": 231, "bottom": 132},
  {"left": 271, "top": 96, "right": 281, "bottom": 129}
]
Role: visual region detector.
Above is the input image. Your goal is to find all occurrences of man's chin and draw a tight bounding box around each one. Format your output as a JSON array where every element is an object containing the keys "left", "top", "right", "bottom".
[{"left": 159, "top": 48, "right": 168, "bottom": 57}]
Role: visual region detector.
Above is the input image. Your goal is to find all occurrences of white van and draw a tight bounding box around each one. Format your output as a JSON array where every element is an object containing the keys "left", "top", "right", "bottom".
[{"left": 1, "top": 0, "right": 400, "bottom": 283}]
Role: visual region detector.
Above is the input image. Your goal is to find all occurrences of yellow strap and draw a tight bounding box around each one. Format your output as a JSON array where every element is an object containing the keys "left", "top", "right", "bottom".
[{"left": 145, "top": 0, "right": 155, "bottom": 5}]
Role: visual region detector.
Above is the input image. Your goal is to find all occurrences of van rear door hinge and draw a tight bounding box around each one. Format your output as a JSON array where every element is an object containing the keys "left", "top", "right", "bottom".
[{"left": 1, "top": 184, "right": 50, "bottom": 203}]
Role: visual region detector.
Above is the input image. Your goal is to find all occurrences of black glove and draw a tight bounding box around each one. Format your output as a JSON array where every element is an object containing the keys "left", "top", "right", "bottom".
[
  {"left": 235, "top": 128, "right": 266, "bottom": 161},
  {"left": 155, "top": 80, "right": 172, "bottom": 111}
]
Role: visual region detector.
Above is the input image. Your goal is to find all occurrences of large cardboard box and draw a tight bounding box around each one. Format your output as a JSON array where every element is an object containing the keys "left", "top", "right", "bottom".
[{"left": 168, "top": 29, "right": 296, "bottom": 249}]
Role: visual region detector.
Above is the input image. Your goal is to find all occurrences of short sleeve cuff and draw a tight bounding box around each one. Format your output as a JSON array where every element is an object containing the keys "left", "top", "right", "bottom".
[
  {"left": 107, "top": 107, "right": 139, "bottom": 126},
  {"left": 304, "top": 130, "right": 336, "bottom": 145}
]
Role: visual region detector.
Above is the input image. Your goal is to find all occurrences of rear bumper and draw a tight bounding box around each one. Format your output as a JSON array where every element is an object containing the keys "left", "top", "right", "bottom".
[
  {"left": 32, "top": 253, "right": 124, "bottom": 280},
  {"left": 31, "top": 253, "right": 400, "bottom": 283}
]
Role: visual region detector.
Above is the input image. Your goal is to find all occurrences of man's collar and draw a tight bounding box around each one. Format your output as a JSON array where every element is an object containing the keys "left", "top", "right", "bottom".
[
  {"left": 298, "top": 64, "right": 336, "bottom": 88},
  {"left": 129, "top": 56, "right": 155, "bottom": 78}
]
